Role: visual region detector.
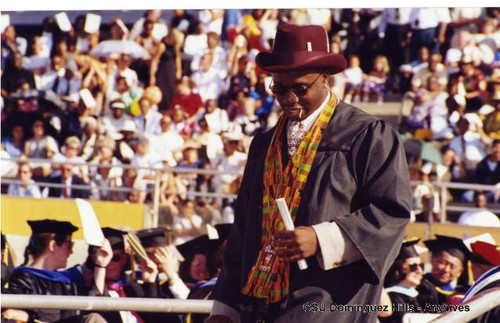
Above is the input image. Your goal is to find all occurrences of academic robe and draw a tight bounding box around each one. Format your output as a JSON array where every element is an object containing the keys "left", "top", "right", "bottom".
[
  {"left": 462, "top": 266, "right": 500, "bottom": 323},
  {"left": 212, "top": 102, "right": 411, "bottom": 322},
  {"left": 380, "top": 285, "right": 422, "bottom": 323},
  {"left": 8, "top": 267, "right": 86, "bottom": 322}
]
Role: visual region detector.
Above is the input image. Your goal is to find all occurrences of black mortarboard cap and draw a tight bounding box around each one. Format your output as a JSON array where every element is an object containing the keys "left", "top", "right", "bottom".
[
  {"left": 102, "top": 227, "right": 127, "bottom": 250},
  {"left": 397, "top": 238, "right": 420, "bottom": 260},
  {"left": 424, "top": 235, "right": 471, "bottom": 264},
  {"left": 136, "top": 227, "right": 171, "bottom": 249},
  {"left": 176, "top": 223, "right": 232, "bottom": 260},
  {"left": 27, "top": 219, "right": 78, "bottom": 235}
]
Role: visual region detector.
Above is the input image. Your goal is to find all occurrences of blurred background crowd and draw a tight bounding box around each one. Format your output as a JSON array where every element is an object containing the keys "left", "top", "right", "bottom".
[{"left": 1, "top": 7, "right": 500, "bottom": 240}]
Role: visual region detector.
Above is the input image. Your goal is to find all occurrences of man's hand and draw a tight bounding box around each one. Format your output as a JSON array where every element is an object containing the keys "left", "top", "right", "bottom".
[
  {"left": 272, "top": 226, "right": 319, "bottom": 262},
  {"left": 94, "top": 239, "right": 113, "bottom": 268},
  {"left": 139, "top": 258, "right": 159, "bottom": 283},
  {"left": 153, "top": 246, "right": 179, "bottom": 279}
]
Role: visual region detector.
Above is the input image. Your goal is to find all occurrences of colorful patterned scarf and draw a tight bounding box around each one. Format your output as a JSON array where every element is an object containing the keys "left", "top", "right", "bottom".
[{"left": 241, "top": 94, "right": 337, "bottom": 303}]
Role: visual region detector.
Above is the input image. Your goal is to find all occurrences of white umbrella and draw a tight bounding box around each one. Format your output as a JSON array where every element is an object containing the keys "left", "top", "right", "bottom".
[{"left": 90, "top": 40, "right": 150, "bottom": 59}]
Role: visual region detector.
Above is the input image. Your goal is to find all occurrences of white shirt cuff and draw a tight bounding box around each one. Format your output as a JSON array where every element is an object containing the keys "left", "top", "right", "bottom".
[
  {"left": 312, "top": 221, "right": 363, "bottom": 270},
  {"left": 168, "top": 275, "right": 190, "bottom": 300},
  {"left": 210, "top": 300, "right": 241, "bottom": 323}
]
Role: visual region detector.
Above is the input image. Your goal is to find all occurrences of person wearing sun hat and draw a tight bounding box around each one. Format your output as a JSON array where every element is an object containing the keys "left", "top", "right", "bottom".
[{"left": 209, "top": 23, "right": 411, "bottom": 323}]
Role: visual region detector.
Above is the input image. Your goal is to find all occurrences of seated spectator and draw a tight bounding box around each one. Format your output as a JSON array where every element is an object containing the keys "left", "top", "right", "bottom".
[
  {"left": 190, "top": 32, "right": 228, "bottom": 78},
  {"left": 362, "top": 55, "right": 390, "bottom": 104},
  {"left": 228, "top": 55, "right": 257, "bottom": 101},
  {"left": 134, "top": 96, "right": 163, "bottom": 137},
  {"left": 1, "top": 24, "right": 27, "bottom": 70},
  {"left": 411, "top": 53, "right": 449, "bottom": 93},
  {"left": 51, "top": 136, "right": 90, "bottom": 183},
  {"left": 7, "top": 162, "right": 41, "bottom": 198},
  {"left": 192, "top": 117, "right": 224, "bottom": 164},
  {"left": 107, "top": 18, "right": 129, "bottom": 40},
  {"left": 458, "top": 191, "right": 500, "bottom": 227},
  {"left": 70, "top": 15, "right": 99, "bottom": 54},
  {"left": 195, "top": 99, "right": 229, "bottom": 135},
  {"left": 114, "top": 120, "right": 137, "bottom": 164},
  {"left": 171, "top": 106, "right": 195, "bottom": 138},
  {"left": 170, "top": 77, "right": 204, "bottom": 122},
  {"left": 22, "top": 36, "right": 50, "bottom": 72},
  {"left": 232, "top": 96, "right": 262, "bottom": 136},
  {"left": 80, "top": 116, "right": 99, "bottom": 161},
  {"left": 211, "top": 132, "right": 247, "bottom": 197},
  {"left": 150, "top": 114, "right": 184, "bottom": 165},
  {"left": 130, "top": 136, "right": 163, "bottom": 182},
  {"left": 1, "top": 52, "right": 35, "bottom": 98},
  {"left": 89, "top": 137, "right": 123, "bottom": 201},
  {"left": 343, "top": 55, "right": 364, "bottom": 104},
  {"left": 462, "top": 139, "right": 500, "bottom": 203},
  {"left": 24, "top": 118, "right": 59, "bottom": 159},
  {"left": 48, "top": 163, "right": 91, "bottom": 199},
  {"left": 111, "top": 54, "right": 139, "bottom": 92},
  {"left": 191, "top": 52, "right": 226, "bottom": 103},
  {"left": 129, "top": 10, "right": 168, "bottom": 42},
  {"left": 173, "top": 199, "right": 204, "bottom": 245},
  {"left": 449, "top": 117, "right": 491, "bottom": 178},
  {"left": 6, "top": 219, "right": 111, "bottom": 323},
  {"left": 108, "top": 76, "right": 143, "bottom": 115},
  {"left": 448, "top": 55, "right": 487, "bottom": 112},
  {"left": 177, "top": 143, "right": 203, "bottom": 194},
  {"left": 121, "top": 168, "right": 147, "bottom": 204},
  {"left": 404, "top": 76, "right": 452, "bottom": 139},
  {"left": 483, "top": 92, "right": 500, "bottom": 139},
  {"left": 1, "top": 124, "right": 26, "bottom": 158},
  {"left": 100, "top": 99, "right": 133, "bottom": 141}
]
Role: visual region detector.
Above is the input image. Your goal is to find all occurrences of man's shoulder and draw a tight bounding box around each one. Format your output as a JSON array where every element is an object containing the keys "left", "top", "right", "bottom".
[{"left": 322, "top": 101, "right": 393, "bottom": 149}]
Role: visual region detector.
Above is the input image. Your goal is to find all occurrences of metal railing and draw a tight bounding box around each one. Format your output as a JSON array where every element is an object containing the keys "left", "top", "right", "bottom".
[
  {"left": 0, "top": 294, "right": 213, "bottom": 314},
  {"left": 2, "top": 157, "right": 500, "bottom": 226},
  {"left": 402, "top": 287, "right": 500, "bottom": 323},
  {"left": 2, "top": 288, "right": 499, "bottom": 321}
]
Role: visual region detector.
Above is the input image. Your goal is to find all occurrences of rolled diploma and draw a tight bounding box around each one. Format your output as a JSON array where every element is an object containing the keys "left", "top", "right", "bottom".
[{"left": 275, "top": 198, "right": 308, "bottom": 270}]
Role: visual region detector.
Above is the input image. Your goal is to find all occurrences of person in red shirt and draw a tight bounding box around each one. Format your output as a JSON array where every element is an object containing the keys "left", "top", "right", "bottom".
[{"left": 170, "top": 77, "right": 204, "bottom": 123}]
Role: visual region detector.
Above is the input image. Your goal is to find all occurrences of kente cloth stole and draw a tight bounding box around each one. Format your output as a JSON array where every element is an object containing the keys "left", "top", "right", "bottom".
[{"left": 241, "top": 94, "right": 337, "bottom": 303}]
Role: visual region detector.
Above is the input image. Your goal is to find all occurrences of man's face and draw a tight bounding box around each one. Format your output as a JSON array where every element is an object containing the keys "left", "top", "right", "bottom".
[
  {"left": 53, "top": 235, "right": 74, "bottom": 270},
  {"left": 271, "top": 70, "right": 327, "bottom": 122},
  {"left": 431, "top": 251, "right": 464, "bottom": 285},
  {"left": 105, "top": 249, "right": 128, "bottom": 280}
]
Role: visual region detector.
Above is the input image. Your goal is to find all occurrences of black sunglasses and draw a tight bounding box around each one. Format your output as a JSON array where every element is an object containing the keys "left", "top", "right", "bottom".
[
  {"left": 269, "top": 73, "right": 323, "bottom": 97},
  {"left": 408, "top": 263, "right": 424, "bottom": 272}
]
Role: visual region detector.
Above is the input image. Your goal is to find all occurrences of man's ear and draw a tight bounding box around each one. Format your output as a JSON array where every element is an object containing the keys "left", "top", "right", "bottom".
[{"left": 48, "top": 239, "right": 58, "bottom": 252}]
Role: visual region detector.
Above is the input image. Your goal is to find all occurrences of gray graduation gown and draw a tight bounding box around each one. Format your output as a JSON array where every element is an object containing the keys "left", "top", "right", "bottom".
[{"left": 212, "top": 102, "right": 412, "bottom": 322}]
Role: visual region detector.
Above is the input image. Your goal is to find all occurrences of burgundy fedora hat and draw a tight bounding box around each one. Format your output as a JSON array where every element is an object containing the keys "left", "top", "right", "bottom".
[{"left": 256, "top": 24, "right": 346, "bottom": 74}]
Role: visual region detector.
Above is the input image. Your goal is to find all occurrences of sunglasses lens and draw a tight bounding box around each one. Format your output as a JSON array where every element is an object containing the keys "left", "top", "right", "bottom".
[
  {"left": 294, "top": 86, "right": 308, "bottom": 96},
  {"left": 112, "top": 254, "right": 121, "bottom": 262},
  {"left": 409, "top": 263, "right": 424, "bottom": 272}
]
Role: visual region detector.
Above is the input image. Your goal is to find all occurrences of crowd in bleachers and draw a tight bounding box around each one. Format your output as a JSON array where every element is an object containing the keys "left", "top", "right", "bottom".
[{"left": 1, "top": 8, "right": 500, "bottom": 228}]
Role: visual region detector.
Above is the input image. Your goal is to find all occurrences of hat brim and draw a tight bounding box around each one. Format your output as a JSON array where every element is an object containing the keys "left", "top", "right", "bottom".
[{"left": 256, "top": 51, "right": 346, "bottom": 74}]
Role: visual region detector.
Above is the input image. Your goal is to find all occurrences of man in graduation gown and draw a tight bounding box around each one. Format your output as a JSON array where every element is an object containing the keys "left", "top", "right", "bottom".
[
  {"left": 209, "top": 24, "right": 411, "bottom": 323},
  {"left": 418, "top": 235, "right": 471, "bottom": 308}
]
